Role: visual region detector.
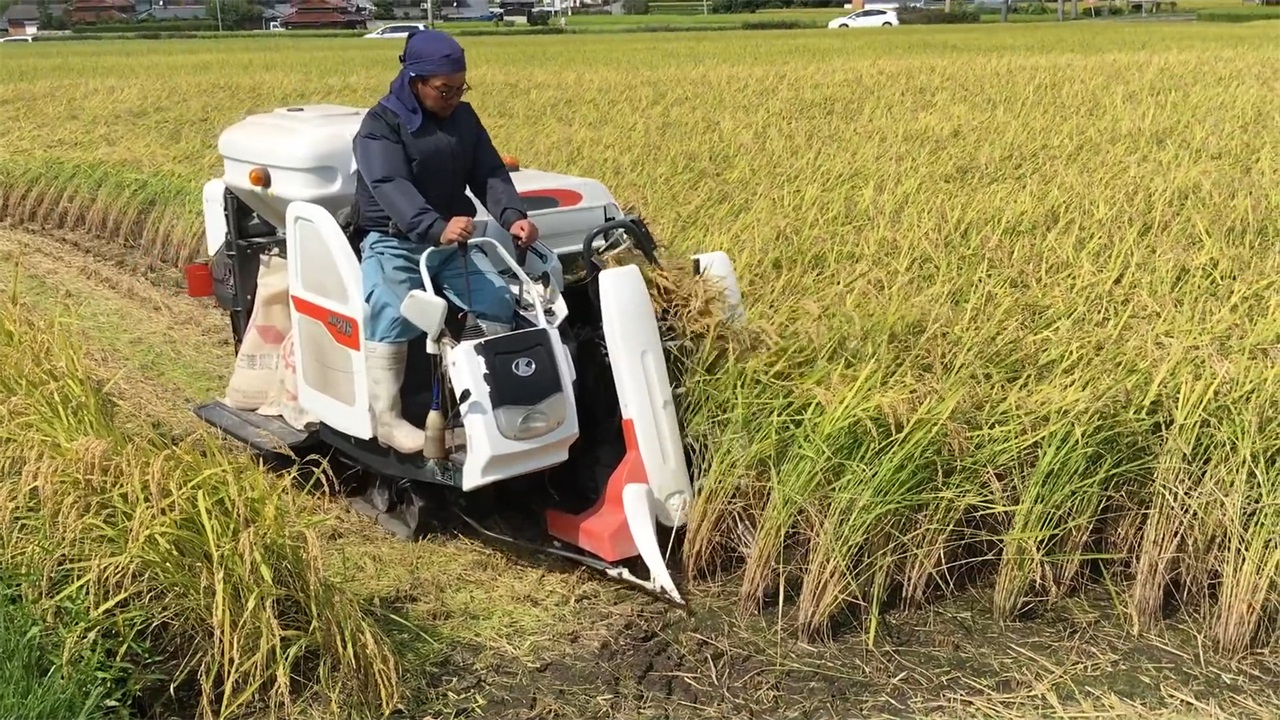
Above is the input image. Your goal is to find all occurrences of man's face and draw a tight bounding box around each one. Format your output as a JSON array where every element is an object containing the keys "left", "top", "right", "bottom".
[{"left": 413, "top": 72, "right": 469, "bottom": 118}]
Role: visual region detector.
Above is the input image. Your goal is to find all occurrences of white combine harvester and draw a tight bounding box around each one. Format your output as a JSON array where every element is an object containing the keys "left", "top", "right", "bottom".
[{"left": 184, "top": 104, "right": 744, "bottom": 605}]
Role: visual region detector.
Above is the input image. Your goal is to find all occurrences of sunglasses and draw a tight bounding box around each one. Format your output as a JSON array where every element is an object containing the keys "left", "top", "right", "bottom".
[
  {"left": 427, "top": 81, "right": 471, "bottom": 100},
  {"left": 409, "top": 74, "right": 471, "bottom": 100}
]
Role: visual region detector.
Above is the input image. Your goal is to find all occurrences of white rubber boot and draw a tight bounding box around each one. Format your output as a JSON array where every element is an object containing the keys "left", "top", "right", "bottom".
[{"left": 365, "top": 341, "right": 424, "bottom": 454}]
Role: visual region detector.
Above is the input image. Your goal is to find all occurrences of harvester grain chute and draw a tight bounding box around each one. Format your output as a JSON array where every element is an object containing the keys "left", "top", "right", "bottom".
[{"left": 183, "top": 104, "right": 745, "bottom": 606}]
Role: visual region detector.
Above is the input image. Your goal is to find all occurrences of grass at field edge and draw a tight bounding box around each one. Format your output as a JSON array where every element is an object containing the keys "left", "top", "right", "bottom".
[{"left": 0, "top": 575, "right": 124, "bottom": 720}]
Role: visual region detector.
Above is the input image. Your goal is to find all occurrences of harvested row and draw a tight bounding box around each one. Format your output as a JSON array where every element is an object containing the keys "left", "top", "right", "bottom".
[
  {"left": 0, "top": 291, "right": 404, "bottom": 718},
  {"left": 2, "top": 23, "right": 1280, "bottom": 654}
]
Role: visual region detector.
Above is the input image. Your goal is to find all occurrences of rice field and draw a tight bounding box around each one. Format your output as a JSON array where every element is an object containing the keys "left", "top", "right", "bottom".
[{"left": 2, "top": 18, "right": 1280, "bottom": 711}]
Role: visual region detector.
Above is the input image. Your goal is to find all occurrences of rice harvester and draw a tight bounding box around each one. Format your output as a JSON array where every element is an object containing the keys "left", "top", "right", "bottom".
[{"left": 183, "top": 104, "right": 745, "bottom": 606}]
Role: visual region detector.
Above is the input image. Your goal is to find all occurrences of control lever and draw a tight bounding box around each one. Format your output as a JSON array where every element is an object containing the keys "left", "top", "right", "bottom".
[
  {"left": 457, "top": 236, "right": 472, "bottom": 312},
  {"left": 511, "top": 233, "right": 557, "bottom": 316},
  {"left": 511, "top": 237, "right": 537, "bottom": 314}
]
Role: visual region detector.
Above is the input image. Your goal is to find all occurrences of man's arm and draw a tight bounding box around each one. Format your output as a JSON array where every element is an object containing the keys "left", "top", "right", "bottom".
[
  {"left": 354, "top": 110, "right": 446, "bottom": 246},
  {"left": 467, "top": 114, "right": 528, "bottom": 232}
]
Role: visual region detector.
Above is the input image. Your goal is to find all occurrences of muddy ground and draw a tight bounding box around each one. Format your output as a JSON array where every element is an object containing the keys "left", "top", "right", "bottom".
[
  {"left": 3, "top": 222, "right": 1279, "bottom": 720},
  {"left": 433, "top": 589, "right": 1280, "bottom": 720}
]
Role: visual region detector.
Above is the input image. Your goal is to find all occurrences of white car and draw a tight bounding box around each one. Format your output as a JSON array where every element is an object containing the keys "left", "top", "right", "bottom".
[
  {"left": 827, "top": 9, "right": 899, "bottom": 27},
  {"left": 363, "top": 22, "right": 428, "bottom": 38},
  {"left": 0, "top": 35, "right": 34, "bottom": 42}
]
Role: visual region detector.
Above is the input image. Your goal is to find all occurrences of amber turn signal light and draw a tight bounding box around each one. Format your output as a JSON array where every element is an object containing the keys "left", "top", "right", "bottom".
[{"left": 248, "top": 166, "right": 271, "bottom": 188}]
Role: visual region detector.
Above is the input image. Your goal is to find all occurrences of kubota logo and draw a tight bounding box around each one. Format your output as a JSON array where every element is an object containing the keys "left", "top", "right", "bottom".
[{"left": 511, "top": 357, "right": 536, "bottom": 377}]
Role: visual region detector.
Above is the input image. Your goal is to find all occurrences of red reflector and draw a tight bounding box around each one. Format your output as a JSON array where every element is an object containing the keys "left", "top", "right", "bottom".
[{"left": 185, "top": 262, "right": 214, "bottom": 298}]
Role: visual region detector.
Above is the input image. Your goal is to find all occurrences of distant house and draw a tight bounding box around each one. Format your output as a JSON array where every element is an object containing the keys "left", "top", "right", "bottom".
[
  {"left": 2, "top": 4, "right": 41, "bottom": 34},
  {"left": 258, "top": 5, "right": 289, "bottom": 25},
  {"left": 133, "top": 1, "right": 294, "bottom": 28},
  {"left": 133, "top": 4, "right": 207, "bottom": 19},
  {"left": 133, "top": 0, "right": 216, "bottom": 10},
  {"left": 279, "top": 0, "right": 367, "bottom": 28},
  {"left": 65, "top": 0, "right": 137, "bottom": 23}
]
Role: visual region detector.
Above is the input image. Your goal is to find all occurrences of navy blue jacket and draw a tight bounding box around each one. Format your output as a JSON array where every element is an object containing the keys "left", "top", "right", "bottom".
[{"left": 351, "top": 101, "right": 527, "bottom": 246}]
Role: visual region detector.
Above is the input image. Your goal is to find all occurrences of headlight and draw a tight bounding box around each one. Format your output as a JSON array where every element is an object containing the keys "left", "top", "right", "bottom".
[{"left": 494, "top": 392, "right": 567, "bottom": 441}]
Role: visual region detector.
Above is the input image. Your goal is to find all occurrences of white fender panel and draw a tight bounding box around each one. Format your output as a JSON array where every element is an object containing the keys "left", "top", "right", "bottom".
[
  {"left": 692, "top": 251, "right": 745, "bottom": 325},
  {"left": 284, "top": 200, "right": 373, "bottom": 440},
  {"left": 203, "top": 179, "right": 228, "bottom": 258},
  {"left": 598, "top": 264, "right": 692, "bottom": 528}
]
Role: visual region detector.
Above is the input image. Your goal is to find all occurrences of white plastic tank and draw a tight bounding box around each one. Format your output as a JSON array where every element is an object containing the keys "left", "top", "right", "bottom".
[{"left": 217, "top": 104, "right": 367, "bottom": 231}]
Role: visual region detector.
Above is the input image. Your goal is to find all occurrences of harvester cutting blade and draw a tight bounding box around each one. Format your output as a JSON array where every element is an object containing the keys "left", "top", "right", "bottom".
[
  {"left": 603, "top": 566, "right": 685, "bottom": 607},
  {"left": 620, "top": 482, "right": 684, "bottom": 605},
  {"left": 452, "top": 505, "right": 689, "bottom": 610}
]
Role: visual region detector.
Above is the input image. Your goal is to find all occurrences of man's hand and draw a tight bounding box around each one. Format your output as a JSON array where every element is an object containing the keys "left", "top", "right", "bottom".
[
  {"left": 440, "top": 217, "right": 475, "bottom": 246},
  {"left": 509, "top": 219, "right": 539, "bottom": 248}
]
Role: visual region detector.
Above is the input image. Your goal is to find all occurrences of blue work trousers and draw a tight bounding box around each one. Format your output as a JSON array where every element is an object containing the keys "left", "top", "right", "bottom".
[{"left": 360, "top": 230, "right": 516, "bottom": 343}]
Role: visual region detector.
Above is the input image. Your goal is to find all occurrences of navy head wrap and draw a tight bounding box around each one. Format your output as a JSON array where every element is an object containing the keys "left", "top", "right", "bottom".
[{"left": 379, "top": 29, "right": 467, "bottom": 132}]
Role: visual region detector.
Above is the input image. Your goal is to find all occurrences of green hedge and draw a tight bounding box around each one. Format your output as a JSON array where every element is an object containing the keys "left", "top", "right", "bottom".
[
  {"left": 35, "top": 29, "right": 367, "bottom": 40},
  {"left": 647, "top": 1, "right": 707, "bottom": 13},
  {"left": 898, "top": 7, "right": 981, "bottom": 22},
  {"left": 711, "top": 0, "right": 844, "bottom": 11},
  {"left": 646, "top": 2, "right": 700, "bottom": 11},
  {"left": 1196, "top": 7, "right": 1280, "bottom": 21},
  {"left": 70, "top": 20, "right": 226, "bottom": 33}
]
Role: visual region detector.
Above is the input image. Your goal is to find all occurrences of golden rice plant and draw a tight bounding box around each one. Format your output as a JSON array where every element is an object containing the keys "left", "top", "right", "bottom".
[
  {"left": 0, "top": 288, "right": 403, "bottom": 719},
  {"left": 2, "top": 22, "right": 1280, "bottom": 654}
]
